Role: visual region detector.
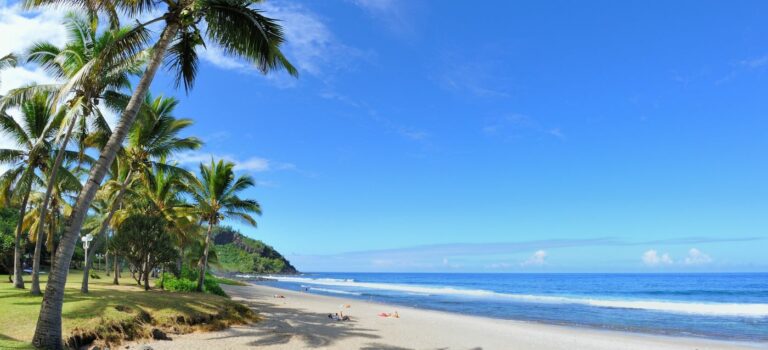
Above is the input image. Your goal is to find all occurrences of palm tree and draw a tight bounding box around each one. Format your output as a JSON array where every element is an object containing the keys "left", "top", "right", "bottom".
[
  {"left": 189, "top": 159, "right": 260, "bottom": 291},
  {"left": 27, "top": 1, "right": 295, "bottom": 345},
  {"left": 0, "top": 92, "right": 66, "bottom": 288},
  {"left": 4, "top": 14, "right": 148, "bottom": 291},
  {"left": 79, "top": 93, "right": 201, "bottom": 293},
  {"left": 22, "top": 159, "right": 81, "bottom": 295},
  {"left": 141, "top": 160, "right": 198, "bottom": 274}
]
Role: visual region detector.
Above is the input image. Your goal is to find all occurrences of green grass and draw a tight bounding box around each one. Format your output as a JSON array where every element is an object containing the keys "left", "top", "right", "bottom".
[{"left": 0, "top": 269, "right": 256, "bottom": 348}]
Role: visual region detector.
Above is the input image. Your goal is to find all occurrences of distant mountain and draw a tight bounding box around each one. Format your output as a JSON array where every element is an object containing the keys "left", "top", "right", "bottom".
[{"left": 212, "top": 227, "right": 298, "bottom": 274}]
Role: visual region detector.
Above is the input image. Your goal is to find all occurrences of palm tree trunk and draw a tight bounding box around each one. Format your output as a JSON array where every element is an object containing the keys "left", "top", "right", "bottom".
[
  {"left": 30, "top": 230, "right": 46, "bottom": 295},
  {"left": 13, "top": 173, "right": 33, "bottom": 289},
  {"left": 80, "top": 234, "right": 102, "bottom": 293},
  {"left": 112, "top": 253, "right": 119, "bottom": 285},
  {"left": 31, "top": 110, "right": 79, "bottom": 295},
  {"left": 81, "top": 172, "right": 131, "bottom": 293},
  {"left": 197, "top": 221, "right": 213, "bottom": 292},
  {"left": 105, "top": 231, "right": 110, "bottom": 277},
  {"left": 176, "top": 243, "right": 184, "bottom": 276},
  {"left": 197, "top": 221, "right": 214, "bottom": 292},
  {"left": 32, "top": 22, "right": 181, "bottom": 350},
  {"left": 143, "top": 254, "right": 150, "bottom": 291}
]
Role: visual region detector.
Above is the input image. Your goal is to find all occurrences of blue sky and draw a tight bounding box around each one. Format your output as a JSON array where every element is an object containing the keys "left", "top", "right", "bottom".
[{"left": 2, "top": 0, "right": 768, "bottom": 272}]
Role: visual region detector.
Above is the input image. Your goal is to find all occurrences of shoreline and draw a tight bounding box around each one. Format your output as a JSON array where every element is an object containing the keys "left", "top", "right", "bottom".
[{"left": 129, "top": 282, "right": 767, "bottom": 350}]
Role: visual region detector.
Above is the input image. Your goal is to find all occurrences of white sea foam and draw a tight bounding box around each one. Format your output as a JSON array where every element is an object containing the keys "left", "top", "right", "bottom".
[
  {"left": 308, "top": 287, "right": 363, "bottom": 296},
  {"left": 266, "top": 276, "right": 768, "bottom": 317}
]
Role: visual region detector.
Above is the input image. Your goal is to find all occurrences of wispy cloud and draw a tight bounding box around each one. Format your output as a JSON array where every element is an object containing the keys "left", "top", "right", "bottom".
[
  {"left": 437, "top": 59, "right": 512, "bottom": 98},
  {"left": 482, "top": 114, "right": 564, "bottom": 141},
  {"left": 173, "top": 151, "right": 294, "bottom": 173},
  {"left": 740, "top": 55, "right": 768, "bottom": 69},
  {"left": 319, "top": 90, "right": 431, "bottom": 143},
  {"left": 347, "top": 0, "right": 413, "bottom": 36}
]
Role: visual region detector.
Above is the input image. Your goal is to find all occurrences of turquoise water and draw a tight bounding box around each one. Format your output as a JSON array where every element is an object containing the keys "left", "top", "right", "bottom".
[{"left": 250, "top": 273, "right": 768, "bottom": 342}]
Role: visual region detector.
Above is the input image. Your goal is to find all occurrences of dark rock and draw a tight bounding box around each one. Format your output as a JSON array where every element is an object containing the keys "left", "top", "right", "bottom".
[{"left": 150, "top": 328, "right": 171, "bottom": 341}]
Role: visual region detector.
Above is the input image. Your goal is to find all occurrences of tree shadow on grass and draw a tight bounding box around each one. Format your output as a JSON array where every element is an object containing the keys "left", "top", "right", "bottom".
[
  {"left": 0, "top": 333, "right": 34, "bottom": 349},
  {"left": 57, "top": 288, "right": 232, "bottom": 321}
]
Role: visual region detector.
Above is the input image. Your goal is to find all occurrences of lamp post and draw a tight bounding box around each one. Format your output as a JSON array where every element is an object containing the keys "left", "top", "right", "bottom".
[{"left": 81, "top": 234, "right": 93, "bottom": 269}]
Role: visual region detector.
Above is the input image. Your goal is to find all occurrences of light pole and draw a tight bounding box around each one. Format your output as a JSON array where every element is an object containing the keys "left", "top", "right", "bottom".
[{"left": 81, "top": 234, "right": 93, "bottom": 269}]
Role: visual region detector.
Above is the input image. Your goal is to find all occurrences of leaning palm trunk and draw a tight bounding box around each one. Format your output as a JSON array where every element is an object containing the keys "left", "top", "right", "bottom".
[
  {"left": 82, "top": 173, "right": 131, "bottom": 293},
  {"left": 30, "top": 230, "right": 46, "bottom": 295},
  {"left": 197, "top": 221, "right": 214, "bottom": 292},
  {"left": 31, "top": 111, "right": 79, "bottom": 294},
  {"left": 32, "top": 23, "right": 181, "bottom": 350},
  {"left": 12, "top": 180, "right": 33, "bottom": 289}
]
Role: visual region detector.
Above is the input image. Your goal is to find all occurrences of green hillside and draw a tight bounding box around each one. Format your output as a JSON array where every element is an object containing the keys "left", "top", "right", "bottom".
[{"left": 212, "top": 226, "right": 298, "bottom": 274}]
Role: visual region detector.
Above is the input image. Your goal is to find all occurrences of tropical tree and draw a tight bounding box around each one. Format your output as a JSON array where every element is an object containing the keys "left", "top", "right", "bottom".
[
  {"left": 189, "top": 159, "right": 260, "bottom": 291},
  {"left": 79, "top": 93, "right": 201, "bottom": 292},
  {"left": 0, "top": 92, "right": 66, "bottom": 288},
  {"left": 141, "top": 160, "right": 198, "bottom": 274},
  {"left": 26, "top": 0, "right": 296, "bottom": 345},
  {"left": 5, "top": 13, "right": 148, "bottom": 292},
  {"left": 111, "top": 212, "right": 177, "bottom": 290},
  {"left": 22, "top": 157, "right": 82, "bottom": 295}
]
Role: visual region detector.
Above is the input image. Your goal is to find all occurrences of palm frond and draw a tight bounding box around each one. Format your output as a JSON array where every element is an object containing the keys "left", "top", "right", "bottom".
[{"left": 202, "top": 0, "right": 297, "bottom": 76}]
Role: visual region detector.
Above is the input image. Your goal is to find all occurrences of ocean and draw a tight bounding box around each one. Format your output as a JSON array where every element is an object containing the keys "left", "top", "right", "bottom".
[{"left": 244, "top": 272, "right": 768, "bottom": 342}]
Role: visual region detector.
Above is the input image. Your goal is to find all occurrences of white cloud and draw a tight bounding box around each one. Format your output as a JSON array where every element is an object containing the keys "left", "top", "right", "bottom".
[
  {"left": 684, "top": 248, "right": 712, "bottom": 265},
  {"left": 642, "top": 249, "right": 674, "bottom": 266},
  {"left": 0, "top": 3, "right": 68, "bottom": 57},
  {"left": 0, "top": 66, "right": 60, "bottom": 95},
  {"left": 520, "top": 250, "right": 547, "bottom": 267},
  {"left": 0, "top": 2, "right": 68, "bottom": 94},
  {"left": 173, "top": 151, "right": 293, "bottom": 173}
]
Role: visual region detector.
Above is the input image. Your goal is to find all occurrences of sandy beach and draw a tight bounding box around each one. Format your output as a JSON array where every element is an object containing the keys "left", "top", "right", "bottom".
[{"left": 127, "top": 283, "right": 766, "bottom": 350}]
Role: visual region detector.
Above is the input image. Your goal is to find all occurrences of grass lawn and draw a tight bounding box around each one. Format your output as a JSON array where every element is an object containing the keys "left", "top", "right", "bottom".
[{"left": 0, "top": 269, "right": 255, "bottom": 349}]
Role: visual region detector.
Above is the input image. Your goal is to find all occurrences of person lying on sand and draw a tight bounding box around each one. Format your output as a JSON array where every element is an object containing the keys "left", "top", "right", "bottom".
[
  {"left": 274, "top": 294, "right": 286, "bottom": 298},
  {"left": 327, "top": 312, "right": 351, "bottom": 321},
  {"left": 378, "top": 311, "right": 399, "bottom": 318}
]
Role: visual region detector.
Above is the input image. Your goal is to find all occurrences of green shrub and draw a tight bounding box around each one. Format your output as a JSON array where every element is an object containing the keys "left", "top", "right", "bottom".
[
  {"left": 159, "top": 267, "right": 227, "bottom": 297},
  {"left": 203, "top": 277, "right": 226, "bottom": 297},
  {"left": 160, "top": 274, "right": 197, "bottom": 293}
]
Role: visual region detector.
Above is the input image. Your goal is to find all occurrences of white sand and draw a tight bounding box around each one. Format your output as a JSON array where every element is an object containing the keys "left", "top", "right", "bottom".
[{"left": 129, "top": 283, "right": 766, "bottom": 350}]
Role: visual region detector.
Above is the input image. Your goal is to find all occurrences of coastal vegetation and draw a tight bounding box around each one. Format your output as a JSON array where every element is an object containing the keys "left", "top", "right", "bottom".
[
  {"left": 212, "top": 226, "right": 298, "bottom": 274},
  {"left": 0, "top": 0, "right": 297, "bottom": 348}
]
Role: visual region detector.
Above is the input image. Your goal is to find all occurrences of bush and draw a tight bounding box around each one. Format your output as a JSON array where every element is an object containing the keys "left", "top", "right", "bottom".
[
  {"left": 160, "top": 274, "right": 197, "bottom": 293},
  {"left": 159, "top": 267, "right": 227, "bottom": 297},
  {"left": 203, "top": 277, "right": 226, "bottom": 297}
]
